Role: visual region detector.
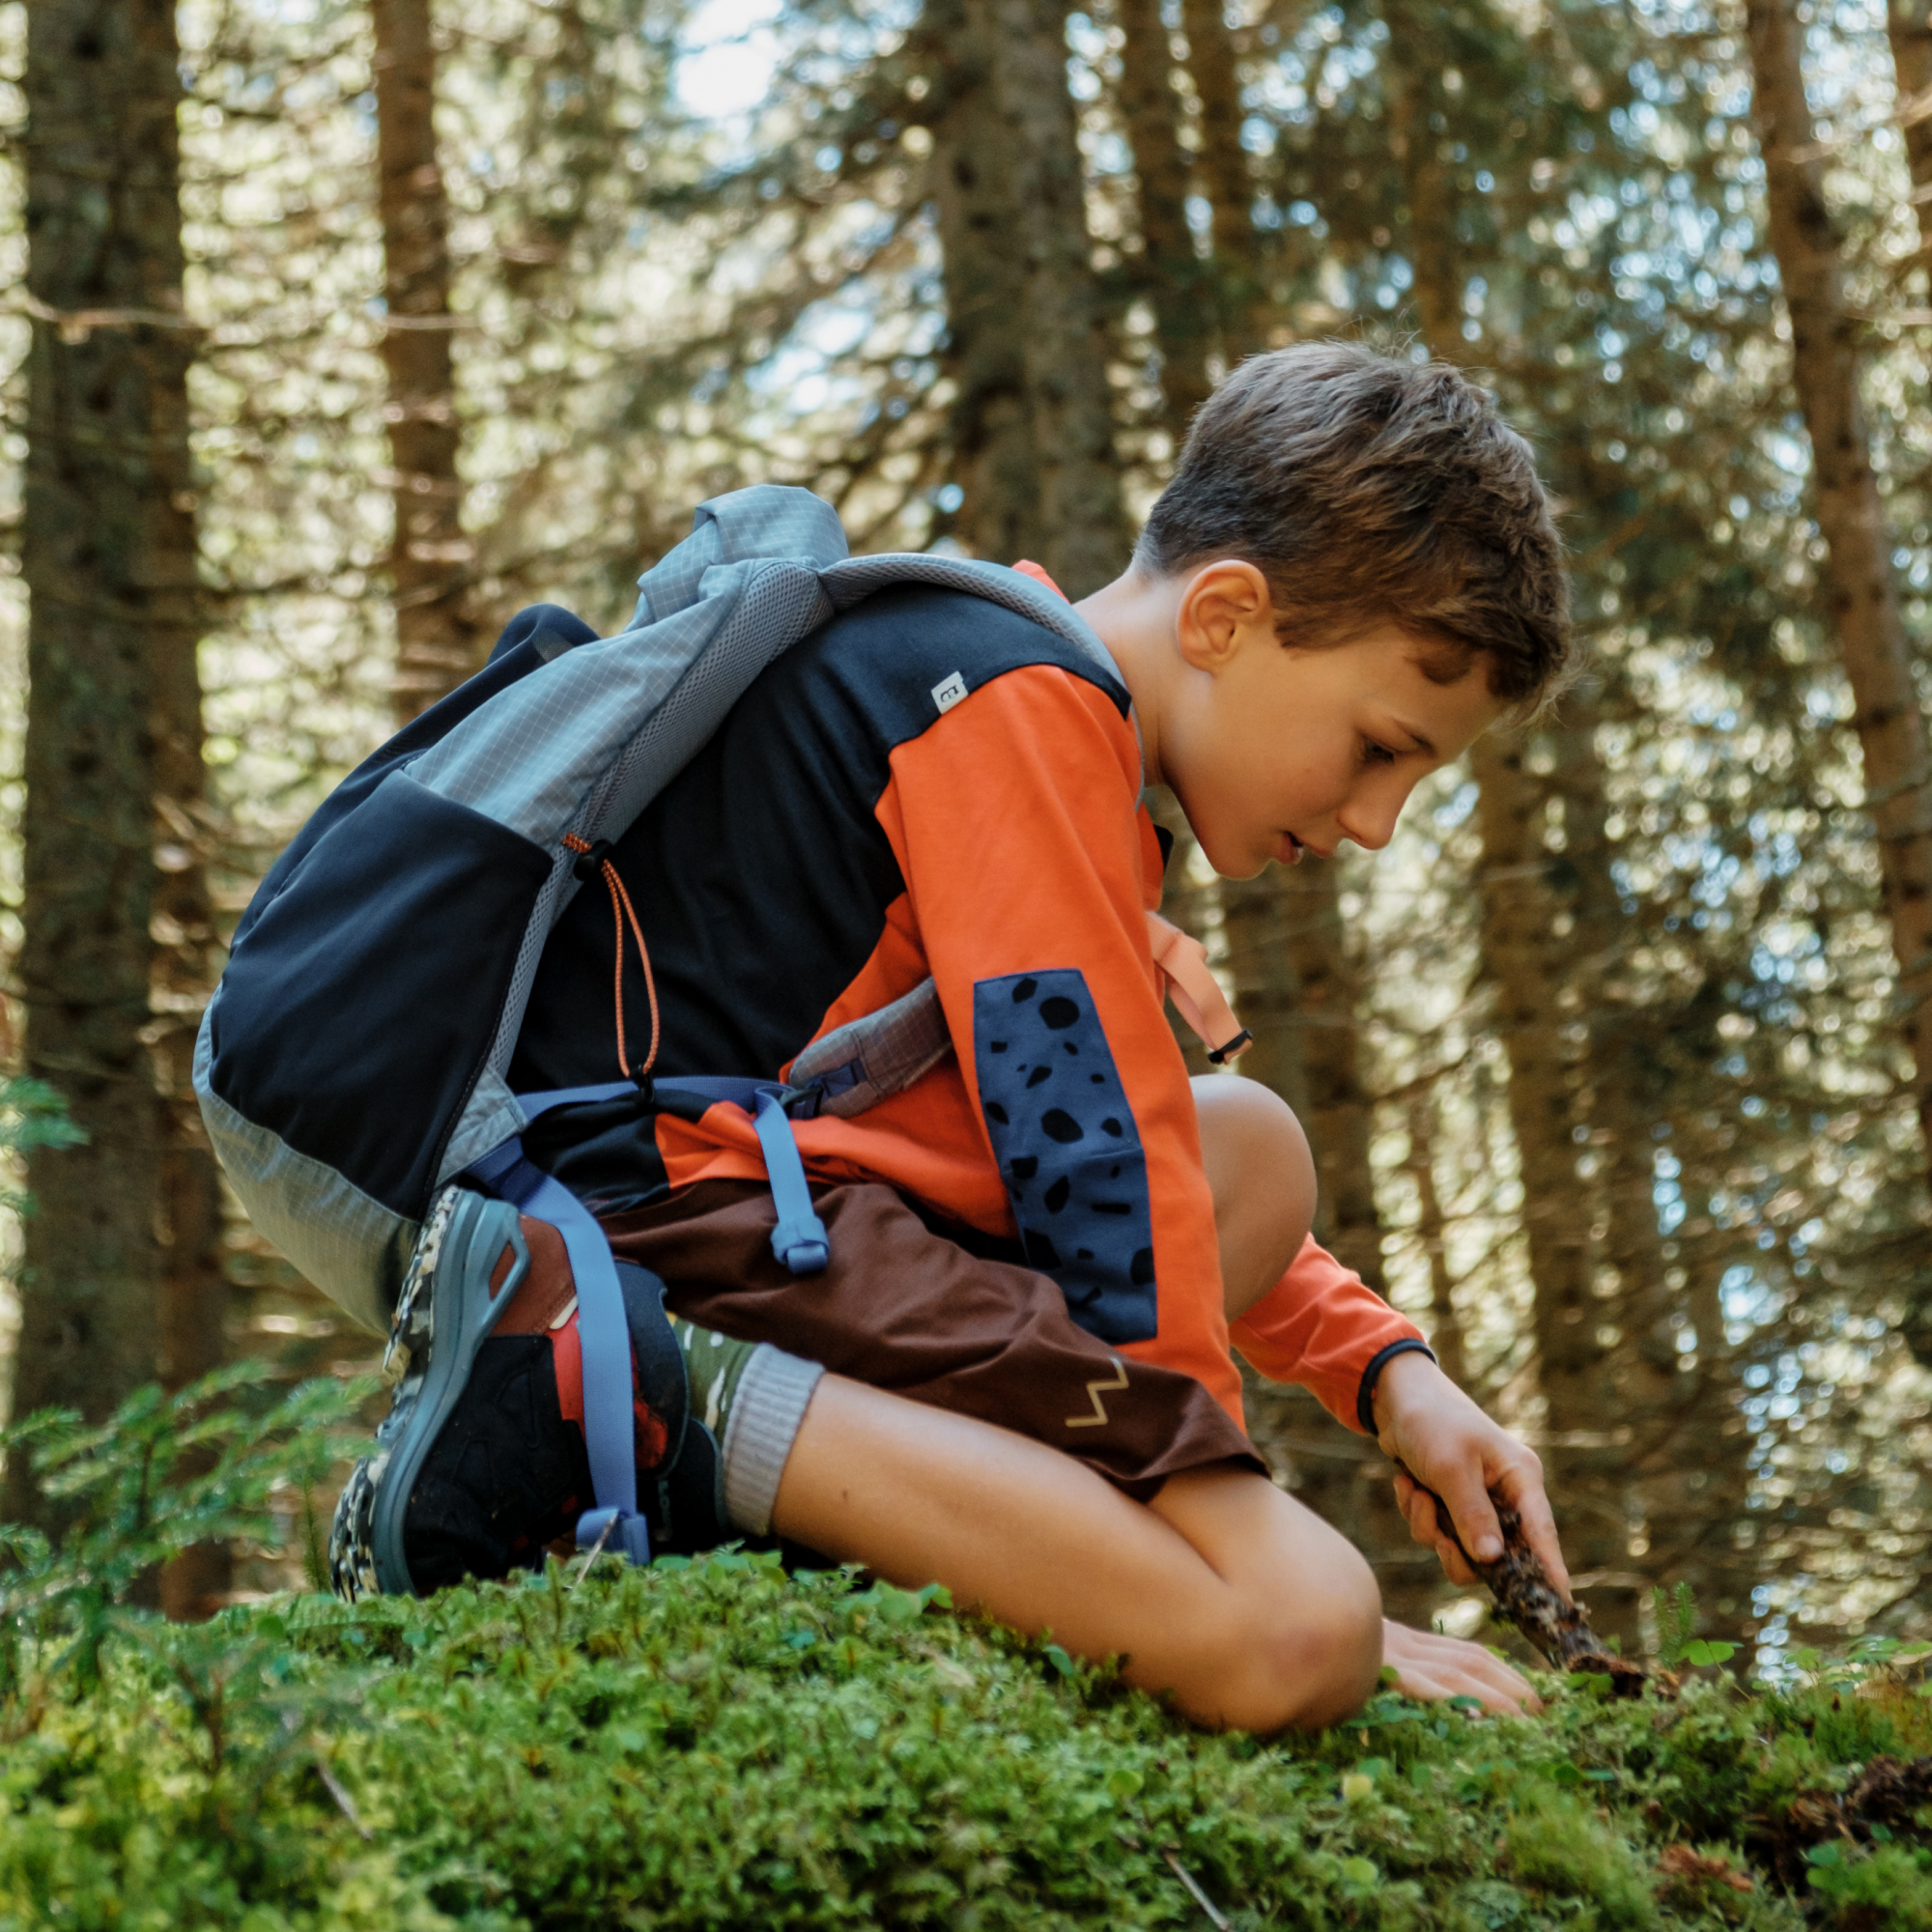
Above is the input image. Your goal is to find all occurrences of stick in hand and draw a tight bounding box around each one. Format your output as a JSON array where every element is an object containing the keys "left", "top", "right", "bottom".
[{"left": 1402, "top": 1466, "right": 1667, "bottom": 1698}]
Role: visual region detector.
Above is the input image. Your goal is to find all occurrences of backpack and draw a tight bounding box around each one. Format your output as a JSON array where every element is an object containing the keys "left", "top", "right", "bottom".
[{"left": 194, "top": 483, "right": 1127, "bottom": 1563}]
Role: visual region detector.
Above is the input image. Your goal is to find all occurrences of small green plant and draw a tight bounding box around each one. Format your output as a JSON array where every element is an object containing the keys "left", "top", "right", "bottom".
[
  {"left": 1655, "top": 1582, "right": 1738, "bottom": 1670},
  {"left": 0, "top": 1075, "right": 86, "bottom": 1216},
  {"left": 0, "top": 1366, "right": 371, "bottom": 1700}
]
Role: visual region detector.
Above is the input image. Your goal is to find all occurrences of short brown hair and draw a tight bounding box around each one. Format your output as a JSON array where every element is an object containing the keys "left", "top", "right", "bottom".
[{"left": 1136, "top": 342, "right": 1574, "bottom": 711}]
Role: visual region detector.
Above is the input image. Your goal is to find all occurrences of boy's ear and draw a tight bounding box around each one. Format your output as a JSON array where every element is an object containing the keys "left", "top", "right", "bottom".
[{"left": 1174, "top": 560, "right": 1276, "bottom": 672}]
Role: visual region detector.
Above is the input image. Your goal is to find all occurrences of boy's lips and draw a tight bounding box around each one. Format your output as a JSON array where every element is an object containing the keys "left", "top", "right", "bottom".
[{"left": 1277, "top": 833, "right": 1335, "bottom": 864}]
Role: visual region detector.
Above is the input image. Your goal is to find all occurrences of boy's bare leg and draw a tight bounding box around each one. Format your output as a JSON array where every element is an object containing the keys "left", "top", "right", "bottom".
[
  {"left": 1191, "top": 1073, "right": 1554, "bottom": 1711},
  {"left": 773, "top": 1073, "right": 1537, "bottom": 1731},
  {"left": 772, "top": 1373, "right": 1384, "bottom": 1733}
]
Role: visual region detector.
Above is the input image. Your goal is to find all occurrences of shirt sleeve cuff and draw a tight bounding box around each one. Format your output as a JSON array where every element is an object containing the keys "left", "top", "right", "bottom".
[{"left": 1355, "top": 1338, "right": 1437, "bottom": 1435}]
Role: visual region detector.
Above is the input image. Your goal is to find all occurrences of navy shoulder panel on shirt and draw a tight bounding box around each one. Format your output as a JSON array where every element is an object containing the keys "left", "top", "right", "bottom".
[
  {"left": 794, "top": 583, "right": 1132, "bottom": 754},
  {"left": 508, "top": 582, "right": 1131, "bottom": 1128}
]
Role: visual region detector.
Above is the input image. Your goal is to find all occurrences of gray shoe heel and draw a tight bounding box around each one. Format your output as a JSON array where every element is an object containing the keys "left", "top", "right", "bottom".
[{"left": 329, "top": 1186, "right": 529, "bottom": 1599}]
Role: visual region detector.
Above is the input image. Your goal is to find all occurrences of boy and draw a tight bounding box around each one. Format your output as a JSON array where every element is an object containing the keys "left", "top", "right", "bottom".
[{"left": 346, "top": 342, "right": 1574, "bottom": 1733}]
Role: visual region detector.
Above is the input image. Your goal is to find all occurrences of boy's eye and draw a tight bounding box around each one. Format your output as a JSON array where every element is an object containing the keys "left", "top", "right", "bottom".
[{"left": 1363, "top": 739, "right": 1397, "bottom": 767}]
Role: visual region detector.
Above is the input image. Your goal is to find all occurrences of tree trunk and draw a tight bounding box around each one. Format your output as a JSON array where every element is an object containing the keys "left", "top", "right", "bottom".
[
  {"left": 1473, "top": 728, "right": 1645, "bottom": 1646},
  {"left": 1117, "top": 0, "right": 1214, "bottom": 426},
  {"left": 1407, "top": 1086, "right": 1468, "bottom": 1390},
  {"left": 1385, "top": 43, "right": 1459, "bottom": 349},
  {"left": 1218, "top": 868, "right": 1310, "bottom": 1121},
  {"left": 1889, "top": 0, "right": 1932, "bottom": 265},
  {"left": 9, "top": 0, "right": 195, "bottom": 1521},
  {"left": 930, "top": 0, "right": 1040, "bottom": 564},
  {"left": 1747, "top": 0, "right": 1932, "bottom": 1182},
  {"left": 374, "top": 0, "right": 479, "bottom": 724},
  {"left": 154, "top": 579, "right": 227, "bottom": 1619},
  {"left": 1277, "top": 863, "right": 1384, "bottom": 1290},
  {"left": 1179, "top": 0, "right": 1259, "bottom": 357},
  {"left": 982, "top": 0, "right": 1130, "bottom": 593}
]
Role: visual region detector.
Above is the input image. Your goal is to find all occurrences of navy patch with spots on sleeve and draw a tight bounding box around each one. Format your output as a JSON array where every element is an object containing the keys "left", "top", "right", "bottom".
[{"left": 972, "top": 970, "right": 1157, "bottom": 1346}]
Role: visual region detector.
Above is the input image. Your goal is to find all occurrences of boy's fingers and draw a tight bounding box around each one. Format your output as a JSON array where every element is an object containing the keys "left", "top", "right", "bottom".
[
  {"left": 1384, "top": 1633, "right": 1539, "bottom": 1717},
  {"left": 1438, "top": 1469, "right": 1505, "bottom": 1567},
  {"left": 1418, "top": 1634, "right": 1541, "bottom": 1717},
  {"left": 1395, "top": 1472, "right": 1481, "bottom": 1583},
  {"left": 1504, "top": 1479, "right": 1573, "bottom": 1599}
]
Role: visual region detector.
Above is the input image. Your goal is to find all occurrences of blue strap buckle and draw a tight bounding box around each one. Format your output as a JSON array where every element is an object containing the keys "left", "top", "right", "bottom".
[
  {"left": 575, "top": 1505, "right": 652, "bottom": 1567},
  {"left": 752, "top": 1087, "right": 830, "bottom": 1274}
]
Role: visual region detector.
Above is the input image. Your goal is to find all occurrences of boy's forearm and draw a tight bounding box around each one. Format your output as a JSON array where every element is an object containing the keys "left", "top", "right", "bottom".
[{"left": 1229, "top": 1235, "right": 1430, "bottom": 1431}]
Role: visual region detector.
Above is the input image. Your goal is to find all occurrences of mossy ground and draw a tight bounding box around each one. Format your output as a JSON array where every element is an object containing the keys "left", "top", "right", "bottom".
[{"left": 1, "top": 1548, "right": 1928, "bottom": 1930}]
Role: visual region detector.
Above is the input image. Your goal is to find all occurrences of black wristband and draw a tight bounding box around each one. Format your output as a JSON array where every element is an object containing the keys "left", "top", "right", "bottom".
[{"left": 1356, "top": 1339, "right": 1437, "bottom": 1435}]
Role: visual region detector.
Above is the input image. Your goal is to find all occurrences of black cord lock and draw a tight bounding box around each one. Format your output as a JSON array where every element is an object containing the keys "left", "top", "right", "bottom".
[{"left": 571, "top": 838, "right": 615, "bottom": 883}]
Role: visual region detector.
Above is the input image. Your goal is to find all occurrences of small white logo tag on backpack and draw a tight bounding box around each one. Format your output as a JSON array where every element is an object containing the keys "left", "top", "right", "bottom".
[{"left": 931, "top": 672, "right": 968, "bottom": 715}]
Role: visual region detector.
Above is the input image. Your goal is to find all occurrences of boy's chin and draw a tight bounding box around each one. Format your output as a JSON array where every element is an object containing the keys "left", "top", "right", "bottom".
[{"left": 1203, "top": 836, "right": 1274, "bottom": 882}]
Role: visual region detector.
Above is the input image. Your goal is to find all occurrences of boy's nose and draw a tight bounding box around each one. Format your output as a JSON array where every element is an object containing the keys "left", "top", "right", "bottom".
[{"left": 1337, "top": 784, "right": 1406, "bottom": 852}]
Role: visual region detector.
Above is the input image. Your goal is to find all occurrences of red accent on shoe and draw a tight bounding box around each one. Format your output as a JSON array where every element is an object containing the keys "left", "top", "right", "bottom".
[
  {"left": 553, "top": 1311, "right": 584, "bottom": 1427},
  {"left": 471, "top": 1213, "right": 668, "bottom": 1469},
  {"left": 534, "top": 1310, "right": 667, "bottom": 1470}
]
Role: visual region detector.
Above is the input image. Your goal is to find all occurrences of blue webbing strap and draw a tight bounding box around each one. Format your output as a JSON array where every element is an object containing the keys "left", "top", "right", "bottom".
[
  {"left": 464, "top": 1075, "right": 829, "bottom": 1565},
  {"left": 468, "top": 1079, "right": 648, "bottom": 1565},
  {"left": 753, "top": 1087, "right": 830, "bottom": 1274},
  {"left": 644, "top": 1079, "right": 828, "bottom": 1271}
]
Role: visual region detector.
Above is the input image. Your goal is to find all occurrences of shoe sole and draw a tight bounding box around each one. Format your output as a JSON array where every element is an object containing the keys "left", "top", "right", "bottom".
[{"left": 329, "top": 1186, "right": 529, "bottom": 1599}]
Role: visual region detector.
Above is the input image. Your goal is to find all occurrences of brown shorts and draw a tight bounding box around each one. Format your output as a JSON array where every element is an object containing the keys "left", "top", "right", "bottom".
[{"left": 600, "top": 1179, "right": 1262, "bottom": 1501}]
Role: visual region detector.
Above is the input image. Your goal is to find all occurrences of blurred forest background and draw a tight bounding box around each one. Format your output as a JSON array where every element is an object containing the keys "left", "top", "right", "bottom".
[{"left": 0, "top": 0, "right": 1928, "bottom": 1664}]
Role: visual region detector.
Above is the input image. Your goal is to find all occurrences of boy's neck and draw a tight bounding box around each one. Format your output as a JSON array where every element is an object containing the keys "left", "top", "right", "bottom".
[{"left": 1074, "top": 565, "right": 1181, "bottom": 790}]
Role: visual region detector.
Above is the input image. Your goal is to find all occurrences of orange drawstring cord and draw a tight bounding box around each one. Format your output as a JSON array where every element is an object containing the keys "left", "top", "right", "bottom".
[
  {"left": 603, "top": 861, "right": 660, "bottom": 1082},
  {"left": 563, "top": 836, "right": 661, "bottom": 1084}
]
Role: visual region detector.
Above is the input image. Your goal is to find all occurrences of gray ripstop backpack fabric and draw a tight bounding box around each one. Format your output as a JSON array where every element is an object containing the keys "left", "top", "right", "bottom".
[{"left": 194, "top": 484, "right": 1124, "bottom": 1336}]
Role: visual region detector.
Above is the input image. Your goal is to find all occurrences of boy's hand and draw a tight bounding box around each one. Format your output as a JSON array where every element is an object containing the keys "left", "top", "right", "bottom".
[
  {"left": 1371, "top": 1350, "right": 1572, "bottom": 1597},
  {"left": 1380, "top": 1620, "right": 1542, "bottom": 1717}
]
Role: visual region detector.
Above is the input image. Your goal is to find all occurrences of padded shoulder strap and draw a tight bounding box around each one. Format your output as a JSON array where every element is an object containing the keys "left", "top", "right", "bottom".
[
  {"left": 631, "top": 485, "right": 850, "bottom": 628},
  {"left": 821, "top": 553, "right": 1125, "bottom": 691}
]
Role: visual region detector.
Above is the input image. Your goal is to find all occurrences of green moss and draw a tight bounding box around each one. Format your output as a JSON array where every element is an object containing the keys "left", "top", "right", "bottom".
[
  {"left": 1503, "top": 1789, "right": 1661, "bottom": 1929},
  {"left": 1804, "top": 1843, "right": 1932, "bottom": 1930},
  {"left": 1760, "top": 1690, "right": 1907, "bottom": 1771},
  {"left": 0, "top": 1553, "right": 1890, "bottom": 1928},
  {"left": 0, "top": 1382, "right": 1917, "bottom": 1926}
]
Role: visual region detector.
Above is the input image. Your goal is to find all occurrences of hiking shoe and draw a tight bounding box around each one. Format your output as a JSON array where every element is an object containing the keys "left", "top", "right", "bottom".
[
  {"left": 331, "top": 1186, "right": 532, "bottom": 1598},
  {"left": 398, "top": 1328, "right": 596, "bottom": 1591},
  {"left": 331, "top": 1190, "right": 691, "bottom": 1599}
]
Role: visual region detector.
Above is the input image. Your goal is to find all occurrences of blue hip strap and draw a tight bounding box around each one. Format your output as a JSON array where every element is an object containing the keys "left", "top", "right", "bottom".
[{"left": 465, "top": 1074, "right": 830, "bottom": 1566}]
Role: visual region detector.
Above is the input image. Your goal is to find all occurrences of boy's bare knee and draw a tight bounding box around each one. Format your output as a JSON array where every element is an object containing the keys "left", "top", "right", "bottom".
[
  {"left": 1194, "top": 1076, "right": 1320, "bottom": 1320},
  {"left": 1281, "top": 1564, "right": 1385, "bottom": 1731},
  {"left": 1194, "top": 1532, "right": 1382, "bottom": 1735}
]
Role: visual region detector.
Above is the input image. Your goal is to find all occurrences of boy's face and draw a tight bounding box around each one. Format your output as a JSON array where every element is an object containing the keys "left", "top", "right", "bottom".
[{"left": 1155, "top": 565, "right": 1506, "bottom": 880}]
